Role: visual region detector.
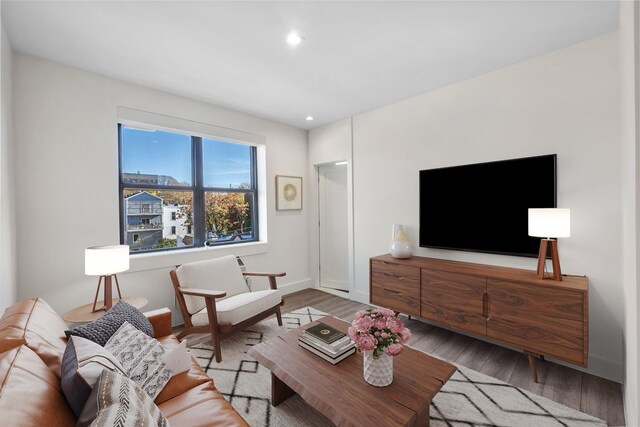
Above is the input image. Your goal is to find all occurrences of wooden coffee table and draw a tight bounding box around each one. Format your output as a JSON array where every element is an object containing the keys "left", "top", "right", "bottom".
[{"left": 248, "top": 316, "right": 456, "bottom": 427}]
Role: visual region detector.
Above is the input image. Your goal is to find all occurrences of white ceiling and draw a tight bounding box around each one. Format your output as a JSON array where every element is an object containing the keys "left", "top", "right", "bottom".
[{"left": 1, "top": 1, "right": 619, "bottom": 130}]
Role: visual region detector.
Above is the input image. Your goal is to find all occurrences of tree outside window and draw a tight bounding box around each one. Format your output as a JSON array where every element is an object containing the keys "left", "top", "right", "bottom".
[{"left": 119, "top": 125, "right": 258, "bottom": 253}]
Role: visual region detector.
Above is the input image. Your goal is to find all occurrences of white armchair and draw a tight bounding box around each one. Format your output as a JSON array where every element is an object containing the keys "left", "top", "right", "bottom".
[{"left": 169, "top": 255, "right": 285, "bottom": 362}]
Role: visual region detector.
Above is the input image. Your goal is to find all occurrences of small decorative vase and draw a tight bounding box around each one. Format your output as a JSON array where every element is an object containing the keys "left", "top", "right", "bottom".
[
  {"left": 363, "top": 351, "right": 393, "bottom": 387},
  {"left": 390, "top": 224, "right": 412, "bottom": 259}
]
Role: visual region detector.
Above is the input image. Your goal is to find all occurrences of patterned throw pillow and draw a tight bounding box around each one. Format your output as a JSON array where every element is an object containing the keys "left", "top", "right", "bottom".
[
  {"left": 77, "top": 369, "right": 168, "bottom": 427},
  {"left": 161, "top": 339, "right": 192, "bottom": 377},
  {"left": 61, "top": 336, "right": 127, "bottom": 417},
  {"left": 66, "top": 300, "right": 154, "bottom": 346},
  {"left": 105, "top": 322, "right": 172, "bottom": 400}
]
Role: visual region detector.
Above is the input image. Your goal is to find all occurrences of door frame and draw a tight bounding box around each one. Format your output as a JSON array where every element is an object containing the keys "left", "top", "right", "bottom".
[{"left": 314, "top": 160, "right": 355, "bottom": 299}]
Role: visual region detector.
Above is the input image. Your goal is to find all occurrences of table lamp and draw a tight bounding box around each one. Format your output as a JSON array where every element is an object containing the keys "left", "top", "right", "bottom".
[
  {"left": 528, "top": 208, "right": 570, "bottom": 281},
  {"left": 85, "top": 245, "right": 130, "bottom": 312}
]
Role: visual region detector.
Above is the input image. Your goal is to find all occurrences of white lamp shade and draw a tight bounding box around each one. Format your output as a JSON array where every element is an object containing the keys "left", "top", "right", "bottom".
[
  {"left": 85, "top": 245, "right": 130, "bottom": 276},
  {"left": 528, "top": 208, "right": 571, "bottom": 238}
]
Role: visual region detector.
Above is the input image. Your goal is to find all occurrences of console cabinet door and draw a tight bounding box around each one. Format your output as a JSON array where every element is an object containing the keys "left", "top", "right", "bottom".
[
  {"left": 486, "top": 279, "right": 585, "bottom": 365},
  {"left": 370, "top": 260, "right": 420, "bottom": 316},
  {"left": 420, "top": 270, "right": 487, "bottom": 335}
]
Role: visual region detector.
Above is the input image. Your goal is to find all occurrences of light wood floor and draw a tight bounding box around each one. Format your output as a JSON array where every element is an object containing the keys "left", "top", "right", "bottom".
[{"left": 179, "top": 288, "right": 626, "bottom": 426}]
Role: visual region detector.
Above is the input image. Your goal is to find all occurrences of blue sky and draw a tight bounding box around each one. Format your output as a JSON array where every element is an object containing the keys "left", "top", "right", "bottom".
[{"left": 122, "top": 127, "right": 251, "bottom": 187}]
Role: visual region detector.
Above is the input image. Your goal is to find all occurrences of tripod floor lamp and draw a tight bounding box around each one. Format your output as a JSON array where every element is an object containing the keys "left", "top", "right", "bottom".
[
  {"left": 528, "top": 208, "right": 571, "bottom": 281},
  {"left": 85, "top": 245, "right": 130, "bottom": 312}
]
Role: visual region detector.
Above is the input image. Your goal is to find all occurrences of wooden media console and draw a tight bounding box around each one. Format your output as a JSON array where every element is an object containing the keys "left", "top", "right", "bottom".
[{"left": 369, "top": 254, "right": 588, "bottom": 382}]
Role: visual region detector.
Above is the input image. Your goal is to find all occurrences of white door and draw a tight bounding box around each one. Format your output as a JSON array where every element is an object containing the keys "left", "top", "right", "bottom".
[{"left": 318, "top": 163, "right": 349, "bottom": 291}]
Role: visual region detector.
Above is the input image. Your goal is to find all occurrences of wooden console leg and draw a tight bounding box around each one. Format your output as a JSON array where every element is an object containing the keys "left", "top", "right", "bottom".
[
  {"left": 527, "top": 353, "right": 539, "bottom": 383},
  {"left": 271, "top": 373, "right": 295, "bottom": 406}
]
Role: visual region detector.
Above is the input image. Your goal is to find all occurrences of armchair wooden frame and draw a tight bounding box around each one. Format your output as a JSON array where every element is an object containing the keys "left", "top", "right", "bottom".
[{"left": 170, "top": 270, "right": 286, "bottom": 362}]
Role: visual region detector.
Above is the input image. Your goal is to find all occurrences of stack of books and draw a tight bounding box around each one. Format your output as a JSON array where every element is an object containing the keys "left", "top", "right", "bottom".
[{"left": 298, "top": 322, "right": 356, "bottom": 364}]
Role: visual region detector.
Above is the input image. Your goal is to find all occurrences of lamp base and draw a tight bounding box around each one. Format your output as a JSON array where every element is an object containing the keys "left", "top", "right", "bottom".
[
  {"left": 92, "top": 274, "right": 123, "bottom": 312},
  {"left": 536, "top": 239, "right": 562, "bottom": 281}
]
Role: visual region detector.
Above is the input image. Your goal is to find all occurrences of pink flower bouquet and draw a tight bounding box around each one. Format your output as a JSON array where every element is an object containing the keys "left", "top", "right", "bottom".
[{"left": 348, "top": 307, "right": 411, "bottom": 359}]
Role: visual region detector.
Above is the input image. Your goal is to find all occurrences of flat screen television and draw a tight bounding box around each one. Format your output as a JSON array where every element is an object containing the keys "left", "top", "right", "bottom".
[{"left": 419, "top": 154, "right": 557, "bottom": 258}]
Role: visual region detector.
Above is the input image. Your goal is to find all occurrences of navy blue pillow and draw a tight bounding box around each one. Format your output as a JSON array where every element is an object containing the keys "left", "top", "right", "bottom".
[{"left": 65, "top": 300, "right": 153, "bottom": 346}]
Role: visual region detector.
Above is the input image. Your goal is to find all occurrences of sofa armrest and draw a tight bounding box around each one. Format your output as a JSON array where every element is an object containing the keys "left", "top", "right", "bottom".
[{"left": 144, "top": 307, "right": 172, "bottom": 339}]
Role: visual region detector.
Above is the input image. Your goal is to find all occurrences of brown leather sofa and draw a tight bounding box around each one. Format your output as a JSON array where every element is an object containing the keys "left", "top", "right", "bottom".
[{"left": 0, "top": 298, "right": 249, "bottom": 426}]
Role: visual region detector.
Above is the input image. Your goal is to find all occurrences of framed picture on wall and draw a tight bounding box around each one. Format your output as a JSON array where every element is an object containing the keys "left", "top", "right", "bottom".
[{"left": 276, "top": 175, "right": 303, "bottom": 210}]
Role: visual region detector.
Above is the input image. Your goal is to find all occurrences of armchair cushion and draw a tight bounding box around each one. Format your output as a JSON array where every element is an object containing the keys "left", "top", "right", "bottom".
[
  {"left": 176, "top": 255, "right": 249, "bottom": 315},
  {"left": 191, "top": 289, "right": 281, "bottom": 327}
]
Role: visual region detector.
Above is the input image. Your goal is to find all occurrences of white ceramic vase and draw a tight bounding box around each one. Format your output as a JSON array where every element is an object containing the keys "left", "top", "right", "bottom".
[
  {"left": 390, "top": 224, "right": 412, "bottom": 259},
  {"left": 363, "top": 351, "right": 393, "bottom": 387}
]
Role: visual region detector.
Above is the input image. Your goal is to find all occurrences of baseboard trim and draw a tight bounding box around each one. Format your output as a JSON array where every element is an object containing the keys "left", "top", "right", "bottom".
[
  {"left": 317, "top": 287, "right": 349, "bottom": 299},
  {"left": 350, "top": 290, "right": 369, "bottom": 304},
  {"left": 580, "top": 353, "right": 623, "bottom": 383},
  {"left": 319, "top": 279, "right": 348, "bottom": 290},
  {"left": 623, "top": 384, "right": 638, "bottom": 427},
  {"left": 278, "top": 278, "right": 313, "bottom": 295}
]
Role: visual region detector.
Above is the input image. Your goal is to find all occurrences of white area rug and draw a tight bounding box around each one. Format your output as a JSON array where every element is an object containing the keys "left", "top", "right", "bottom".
[{"left": 188, "top": 307, "right": 606, "bottom": 427}]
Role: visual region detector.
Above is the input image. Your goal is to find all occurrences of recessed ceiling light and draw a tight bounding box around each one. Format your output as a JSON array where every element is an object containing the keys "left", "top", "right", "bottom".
[
  {"left": 286, "top": 32, "right": 303, "bottom": 46},
  {"left": 305, "top": 116, "right": 314, "bottom": 121}
]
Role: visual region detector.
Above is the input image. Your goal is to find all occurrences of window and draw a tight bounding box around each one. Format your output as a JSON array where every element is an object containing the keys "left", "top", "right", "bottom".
[{"left": 119, "top": 124, "right": 258, "bottom": 253}]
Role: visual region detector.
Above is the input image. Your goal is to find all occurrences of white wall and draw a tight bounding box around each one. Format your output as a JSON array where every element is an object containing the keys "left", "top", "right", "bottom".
[
  {"left": 12, "top": 54, "right": 310, "bottom": 324},
  {"left": 0, "top": 15, "right": 16, "bottom": 313},
  {"left": 619, "top": 1, "right": 640, "bottom": 424},
  {"left": 309, "top": 119, "right": 352, "bottom": 165},
  {"left": 308, "top": 118, "right": 355, "bottom": 296},
  {"left": 339, "top": 33, "right": 622, "bottom": 382}
]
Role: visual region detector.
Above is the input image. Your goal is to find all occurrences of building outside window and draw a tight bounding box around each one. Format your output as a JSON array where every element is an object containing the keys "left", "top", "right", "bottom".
[{"left": 119, "top": 124, "right": 258, "bottom": 253}]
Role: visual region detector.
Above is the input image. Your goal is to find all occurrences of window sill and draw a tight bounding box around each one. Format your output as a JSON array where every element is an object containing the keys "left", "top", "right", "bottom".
[{"left": 127, "top": 241, "right": 269, "bottom": 273}]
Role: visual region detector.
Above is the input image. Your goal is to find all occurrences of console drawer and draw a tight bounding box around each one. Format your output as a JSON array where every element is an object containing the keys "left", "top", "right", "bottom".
[{"left": 370, "top": 260, "right": 420, "bottom": 316}]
